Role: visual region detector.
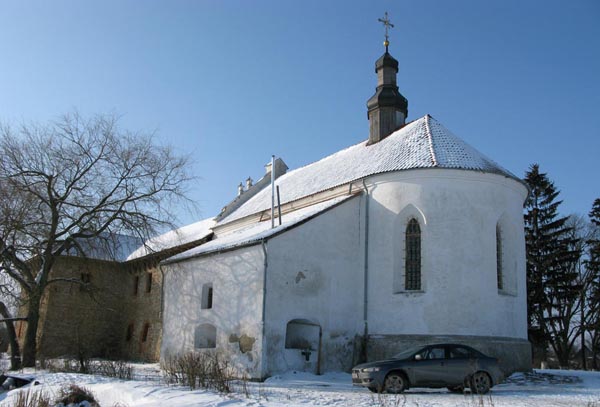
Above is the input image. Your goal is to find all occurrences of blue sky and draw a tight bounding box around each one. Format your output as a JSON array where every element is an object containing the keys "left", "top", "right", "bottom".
[{"left": 1, "top": 0, "right": 598, "bottom": 226}]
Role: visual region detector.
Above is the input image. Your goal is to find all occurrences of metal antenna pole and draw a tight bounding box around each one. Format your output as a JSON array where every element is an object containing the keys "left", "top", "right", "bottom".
[{"left": 271, "top": 155, "right": 275, "bottom": 229}]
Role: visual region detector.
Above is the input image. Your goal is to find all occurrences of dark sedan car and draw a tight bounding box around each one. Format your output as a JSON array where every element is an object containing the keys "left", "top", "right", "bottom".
[{"left": 352, "top": 344, "right": 504, "bottom": 394}]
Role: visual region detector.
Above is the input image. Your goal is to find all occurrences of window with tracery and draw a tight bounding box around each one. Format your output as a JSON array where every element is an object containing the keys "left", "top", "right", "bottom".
[
  {"left": 496, "top": 224, "right": 503, "bottom": 290},
  {"left": 405, "top": 218, "right": 421, "bottom": 290}
]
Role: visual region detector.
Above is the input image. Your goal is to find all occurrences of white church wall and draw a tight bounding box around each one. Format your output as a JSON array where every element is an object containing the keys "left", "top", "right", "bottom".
[
  {"left": 263, "top": 197, "right": 365, "bottom": 375},
  {"left": 365, "top": 169, "right": 528, "bottom": 340},
  {"left": 161, "top": 245, "right": 266, "bottom": 377}
]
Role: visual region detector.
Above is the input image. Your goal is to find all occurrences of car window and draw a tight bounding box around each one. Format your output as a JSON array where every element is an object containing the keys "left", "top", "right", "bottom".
[
  {"left": 424, "top": 347, "right": 445, "bottom": 360},
  {"left": 449, "top": 346, "right": 472, "bottom": 359},
  {"left": 393, "top": 346, "right": 426, "bottom": 360}
]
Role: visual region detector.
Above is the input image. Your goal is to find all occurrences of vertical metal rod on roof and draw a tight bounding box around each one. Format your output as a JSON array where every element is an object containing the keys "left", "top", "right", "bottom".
[
  {"left": 271, "top": 155, "right": 275, "bottom": 229},
  {"left": 276, "top": 185, "right": 282, "bottom": 226}
]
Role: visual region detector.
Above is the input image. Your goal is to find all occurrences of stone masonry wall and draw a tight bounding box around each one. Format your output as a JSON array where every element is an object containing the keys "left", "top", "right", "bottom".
[
  {"left": 119, "top": 263, "right": 163, "bottom": 361},
  {"left": 37, "top": 257, "right": 129, "bottom": 359},
  {"left": 30, "top": 256, "right": 163, "bottom": 362}
]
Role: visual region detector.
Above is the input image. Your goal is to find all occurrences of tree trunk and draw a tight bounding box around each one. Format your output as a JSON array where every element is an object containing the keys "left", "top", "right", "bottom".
[
  {"left": 0, "top": 302, "right": 21, "bottom": 370},
  {"left": 21, "top": 292, "right": 42, "bottom": 367},
  {"left": 581, "top": 291, "right": 587, "bottom": 370}
]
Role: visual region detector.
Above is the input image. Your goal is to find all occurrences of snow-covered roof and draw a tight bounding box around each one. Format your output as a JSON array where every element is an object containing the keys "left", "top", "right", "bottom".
[
  {"left": 65, "top": 233, "right": 143, "bottom": 262},
  {"left": 126, "top": 217, "right": 216, "bottom": 261},
  {"left": 164, "top": 195, "right": 356, "bottom": 264},
  {"left": 218, "top": 114, "right": 518, "bottom": 226}
]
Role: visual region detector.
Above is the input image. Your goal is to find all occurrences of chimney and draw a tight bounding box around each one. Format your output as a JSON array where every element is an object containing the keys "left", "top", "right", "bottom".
[{"left": 216, "top": 157, "right": 289, "bottom": 222}]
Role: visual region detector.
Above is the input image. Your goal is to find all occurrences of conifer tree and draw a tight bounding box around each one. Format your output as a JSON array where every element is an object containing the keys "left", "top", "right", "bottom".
[
  {"left": 524, "top": 164, "right": 581, "bottom": 367},
  {"left": 585, "top": 199, "right": 600, "bottom": 368}
]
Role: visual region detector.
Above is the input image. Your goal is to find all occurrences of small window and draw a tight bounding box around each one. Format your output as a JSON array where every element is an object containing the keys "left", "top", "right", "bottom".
[
  {"left": 145, "top": 272, "right": 152, "bottom": 293},
  {"left": 194, "top": 324, "right": 216, "bottom": 348},
  {"left": 496, "top": 224, "right": 503, "bottom": 290},
  {"left": 405, "top": 219, "right": 421, "bottom": 290},
  {"left": 133, "top": 275, "right": 139, "bottom": 296},
  {"left": 80, "top": 273, "right": 91, "bottom": 291},
  {"left": 126, "top": 323, "right": 134, "bottom": 342},
  {"left": 141, "top": 323, "right": 150, "bottom": 342},
  {"left": 201, "top": 283, "right": 213, "bottom": 309}
]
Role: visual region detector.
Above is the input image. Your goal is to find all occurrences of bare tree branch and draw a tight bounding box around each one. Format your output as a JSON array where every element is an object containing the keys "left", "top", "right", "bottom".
[{"left": 0, "top": 111, "right": 196, "bottom": 366}]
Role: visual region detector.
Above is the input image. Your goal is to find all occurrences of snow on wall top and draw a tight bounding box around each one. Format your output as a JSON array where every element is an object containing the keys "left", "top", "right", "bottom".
[
  {"left": 65, "top": 233, "right": 143, "bottom": 262},
  {"left": 126, "top": 217, "right": 216, "bottom": 261},
  {"left": 218, "top": 114, "right": 517, "bottom": 225},
  {"left": 165, "top": 195, "right": 355, "bottom": 263}
]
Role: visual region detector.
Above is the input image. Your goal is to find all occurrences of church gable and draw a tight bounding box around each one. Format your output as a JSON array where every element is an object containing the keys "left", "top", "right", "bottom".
[{"left": 217, "top": 115, "right": 521, "bottom": 227}]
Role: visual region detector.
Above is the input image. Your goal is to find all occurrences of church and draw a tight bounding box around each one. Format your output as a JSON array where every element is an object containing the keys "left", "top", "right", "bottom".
[
  {"left": 157, "top": 36, "right": 531, "bottom": 378},
  {"left": 25, "top": 22, "right": 530, "bottom": 379}
]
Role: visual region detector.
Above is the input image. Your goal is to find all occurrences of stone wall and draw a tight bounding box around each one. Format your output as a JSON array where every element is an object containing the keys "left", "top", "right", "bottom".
[
  {"left": 36, "top": 256, "right": 128, "bottom": 359},
  {"left": 119, "top": 263, "right": 163, "bottom": 361},
  {"left": 161, "top": 245, "right": 265, "bottom": 378},
  {"left": 28, "top": 256, "right": 163, "bottom": 362}
]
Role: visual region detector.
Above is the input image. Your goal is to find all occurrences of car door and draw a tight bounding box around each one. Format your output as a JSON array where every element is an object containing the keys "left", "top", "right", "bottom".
[
  {"left": 411, "top": 346, "right": 447, "bottom": 387},
  {"left": 443, "top": 345, "right": 478, "bottom": 386}
]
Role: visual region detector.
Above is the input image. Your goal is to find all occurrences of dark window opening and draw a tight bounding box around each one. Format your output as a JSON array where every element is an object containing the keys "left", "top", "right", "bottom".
[
  {"left": 405, "top": 218, "right": 421, "bottom": 290},
  {"left": 496, "top": 224, "right": 503, "bottom": 290},
  {"left": 126, "top": 323, "right": 134, "bottom": 341},
  {"left": 141, "top": 323, "right": 150, "bottom": 342},
  {"left": 133, "top": 275, "right": 139, "bottom": 296},
  {"left": 207, "top": 287, "right": 213, "bottom": 309},
  {"left": 201, "top": 283, "right": 213, "bottom": 309},
  {"left": 80, "top": 273, "right": 91, "bottom": 291},
  {"left": 285, "top": 319, "right": 320, "bottom": 350},
  {"left": 194, "top": 324, "right": 216, "bottom": 348},
  {"left": 145, "top": 272, "right": 152, "bottom": 293}
]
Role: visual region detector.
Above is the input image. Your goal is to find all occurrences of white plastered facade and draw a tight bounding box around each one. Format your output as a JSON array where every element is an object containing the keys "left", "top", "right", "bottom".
[{"left": 160, "top": 167, "right": 529, "bottom": 378}]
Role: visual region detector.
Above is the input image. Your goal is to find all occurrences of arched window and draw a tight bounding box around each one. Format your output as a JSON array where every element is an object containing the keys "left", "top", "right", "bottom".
[
  {"left": 405, "top": 219, "right": 421, "bottom": 291},
  {"left": 194, "top": 323, "right": 217, "bottom": 349},
  {"left": 285, "top": 319, "right": 320, "bottom": 350},
  {"left": 496, "top": 224, "right": 503, "bottom": 290}
]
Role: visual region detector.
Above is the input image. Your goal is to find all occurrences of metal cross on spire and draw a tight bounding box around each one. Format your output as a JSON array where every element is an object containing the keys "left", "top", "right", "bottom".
[{"left": 378, "top": 12, "right": 394, "bottom": 52}]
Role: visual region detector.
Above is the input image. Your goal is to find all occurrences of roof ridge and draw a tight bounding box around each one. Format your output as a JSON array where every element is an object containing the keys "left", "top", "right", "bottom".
[{"left": 424, "top": 114, "right": 438, "bottom": 166}]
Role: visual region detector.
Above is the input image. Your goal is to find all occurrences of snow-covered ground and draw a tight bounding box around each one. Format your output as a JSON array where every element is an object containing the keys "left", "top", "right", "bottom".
[{"left": 1, "top": 365, "right": 599, "bottom": 407}]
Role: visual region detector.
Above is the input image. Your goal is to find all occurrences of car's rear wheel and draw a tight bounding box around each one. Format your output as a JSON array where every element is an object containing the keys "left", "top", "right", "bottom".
[
  {"left": 470, "top": 371, "right": 492, "bottom": 394},
  {"left": 383, "top": 372, "right": 407, "bottom": 394}
]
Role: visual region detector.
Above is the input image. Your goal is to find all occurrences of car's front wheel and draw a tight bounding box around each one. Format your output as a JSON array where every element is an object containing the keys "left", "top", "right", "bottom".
[
  {"left": 383, "top": 372, "right": 407, "bottom": 394},
  {"left": 470, "top": 371, "right": 492, "bottom": 394}
]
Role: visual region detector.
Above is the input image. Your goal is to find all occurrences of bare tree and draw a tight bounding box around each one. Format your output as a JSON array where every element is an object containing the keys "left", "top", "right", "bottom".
[
  {"left": 0, "top": 273, "right": 23, "bottom": 370},
  {"left": 0, "top": 112, "right": 194, "bottom": 367}
]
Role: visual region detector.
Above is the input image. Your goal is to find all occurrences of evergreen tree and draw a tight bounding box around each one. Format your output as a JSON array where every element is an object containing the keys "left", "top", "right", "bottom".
[
  {"left": 585, "top": 199, "right": 600, "bottom": 368},
  {"left": 524, "top": 164, "right": 581, "bottom": 367}
]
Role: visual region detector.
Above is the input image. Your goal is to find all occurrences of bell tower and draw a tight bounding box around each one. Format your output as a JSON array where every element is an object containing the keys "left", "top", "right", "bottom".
[{"left": 367, "top": 12, "right": 408, "bottom": 144}]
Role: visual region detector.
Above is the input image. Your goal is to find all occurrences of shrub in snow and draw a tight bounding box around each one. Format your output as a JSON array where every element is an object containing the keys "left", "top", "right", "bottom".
[
  {"left": 54, "top": 384, "right": 99, "bottom": 407},
  {"left": 12, "top": 389, "right": 51, "bottom": 407},
  {"left": 95, "top": 360, "right": 133, "bottom": 380},
  {"left": 161, "top": 352, "right": 233, "bottom": 393}
]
